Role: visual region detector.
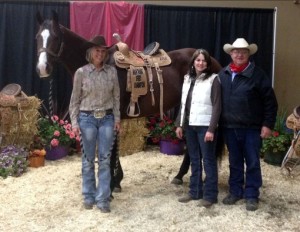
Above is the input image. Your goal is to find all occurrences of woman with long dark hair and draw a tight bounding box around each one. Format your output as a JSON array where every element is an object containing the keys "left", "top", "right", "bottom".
[{"left": 175, "top": 49, "right": 221, "bottom": 208}]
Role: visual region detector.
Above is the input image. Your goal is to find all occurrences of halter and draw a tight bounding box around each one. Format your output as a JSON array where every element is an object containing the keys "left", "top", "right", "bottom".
[{"left": 38, "top": 41, "right": 64, "bottom": 58}]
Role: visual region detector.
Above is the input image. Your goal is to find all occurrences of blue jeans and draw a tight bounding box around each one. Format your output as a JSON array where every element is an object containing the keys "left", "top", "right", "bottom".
[
  {"left": 78, "top": 112, "right": 115, "bottom": 208},
  {"left": 185, "top": 125, "right": 218, "bottom": 202},
  {"left": 224, "top": 128, "right": 262, "bottom": 200}
]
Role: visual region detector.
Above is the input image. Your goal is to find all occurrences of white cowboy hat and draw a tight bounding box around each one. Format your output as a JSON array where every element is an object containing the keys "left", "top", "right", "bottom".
[{"left": 223, "top": 38, "right": 258, "bottom": 55}]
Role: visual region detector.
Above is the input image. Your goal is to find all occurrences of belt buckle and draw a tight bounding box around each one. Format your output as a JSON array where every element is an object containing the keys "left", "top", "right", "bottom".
[{"left": 94, "top": 109, "right": 105, "bottom": 119}]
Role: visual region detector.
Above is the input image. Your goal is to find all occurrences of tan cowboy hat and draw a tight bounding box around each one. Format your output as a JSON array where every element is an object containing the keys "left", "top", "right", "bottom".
[
  {"left": 86, "top": 35, "right": 108, "bottom": 49},
  {"left": 223, "top": 38, "right": 258, "bottom": 55}
]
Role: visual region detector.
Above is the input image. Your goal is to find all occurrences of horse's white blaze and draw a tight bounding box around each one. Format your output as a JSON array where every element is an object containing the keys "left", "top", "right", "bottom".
[{"left": 37, "top": 29, "right": 50, "bottom": 77}]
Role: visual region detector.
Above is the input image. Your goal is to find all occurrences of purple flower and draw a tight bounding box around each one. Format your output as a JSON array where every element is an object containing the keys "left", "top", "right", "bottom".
[{"left": 0, "top": 145, "right": 29, "bottom": 178}]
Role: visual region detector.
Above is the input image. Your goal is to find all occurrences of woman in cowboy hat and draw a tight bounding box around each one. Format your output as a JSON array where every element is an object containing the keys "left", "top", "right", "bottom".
[
  {"left": 69, "top": 35, "right": 121, "bottom": 213},
  {"left": 218, "top": 38, "right": 278, "bottom": 211}
]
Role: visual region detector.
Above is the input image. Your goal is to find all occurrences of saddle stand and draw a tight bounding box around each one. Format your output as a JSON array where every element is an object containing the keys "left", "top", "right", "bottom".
[
  {"left": 113, "top": 41, "right": 171, "bottom": 119},
  {"left": 281, "top": 105, "right": 300, "bottom": 177}
]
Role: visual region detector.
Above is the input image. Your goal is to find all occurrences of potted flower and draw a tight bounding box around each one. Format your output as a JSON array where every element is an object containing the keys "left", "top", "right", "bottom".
[
  {"left": 37, "top": 115, "right": 77, "bottom": 160},
  {"left": 28, "top": 135, "right": 46, "bottom": 167},
  {"left": 261, "top": 110, "right": 293, "bottom": 166},
  {"left": 146, "top": 114, "right": 184, "bottom": 155},
  {"left": 0, "top": 145, "right": 29, "bottom": 178}
]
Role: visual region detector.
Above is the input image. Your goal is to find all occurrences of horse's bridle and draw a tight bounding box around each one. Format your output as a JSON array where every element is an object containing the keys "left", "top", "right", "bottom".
[{"left": 38, "top": 41, "right": 64, "bottom": 58}]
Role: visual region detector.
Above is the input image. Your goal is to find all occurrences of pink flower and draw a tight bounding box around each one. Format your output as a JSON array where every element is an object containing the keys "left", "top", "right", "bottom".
[
  {"left": 69, "top": 132, "right": 75, "bottom": 139},
  {"left": 51, "top": 115, "right": 59, "bottom": 121},
  {"left": 59, "top": 120, "right": 65, "bottom": 125},
  {"left": 64, "top": 124, "right": 72, "bottom": 130},
  {"left": 53, "top": 130, "right": 60, "bottom": 137},
  {"left": 50, "top": 138, "right": 59, "bottom": 147}
]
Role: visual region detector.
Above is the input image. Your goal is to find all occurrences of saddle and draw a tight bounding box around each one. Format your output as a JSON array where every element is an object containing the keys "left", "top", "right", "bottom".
[
  {"left": 114, "top": 42, "right": 171, "bottom": 68},
  {"left": 286, "top": 105, "right": 300, "bottom": 156},
  {"left": 0, "top": 83, "right": 29, "bottom": 107},
  {"left": 114, "top": 41, "right": 171, "bottom": 118}
]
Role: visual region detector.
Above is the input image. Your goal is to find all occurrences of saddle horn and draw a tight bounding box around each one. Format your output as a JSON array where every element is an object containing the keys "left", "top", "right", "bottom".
[{"left": 113, "top": 33, "right": 122, "bottom": 42}]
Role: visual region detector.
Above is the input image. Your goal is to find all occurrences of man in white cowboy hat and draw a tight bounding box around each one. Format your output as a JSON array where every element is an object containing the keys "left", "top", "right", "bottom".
[{"left": 218, "top": 38, "right": 278, "bottom": 211}]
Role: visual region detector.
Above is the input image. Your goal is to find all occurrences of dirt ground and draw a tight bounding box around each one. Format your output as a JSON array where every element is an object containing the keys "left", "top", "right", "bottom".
[{"left": 1, "top": 145, "right": 300, "bottom": 232}]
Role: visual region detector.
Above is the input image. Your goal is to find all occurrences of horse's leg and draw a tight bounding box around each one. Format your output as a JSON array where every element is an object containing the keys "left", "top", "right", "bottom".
[
  {"left": 171, "top": 149, "right": 190, "bottom": 185},
  {"left": 110, "top": 133, "right": 124, "bottom": 193}
]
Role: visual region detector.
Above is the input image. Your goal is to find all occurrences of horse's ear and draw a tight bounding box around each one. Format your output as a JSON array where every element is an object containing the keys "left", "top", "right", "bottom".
[
  {"left": 36, "top": 11, "right": 44, "bottom": 25},
  {"left": 51, "top": 10, "right": 61, "bottom": 37},
  {"left": 51, "top": 10, "right": 59, "bottom": 23}
]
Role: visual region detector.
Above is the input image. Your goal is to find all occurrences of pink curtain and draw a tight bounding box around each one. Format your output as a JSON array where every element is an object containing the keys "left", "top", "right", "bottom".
[{"left": 70, "top": 1, "right": 144, "bottom": 50}]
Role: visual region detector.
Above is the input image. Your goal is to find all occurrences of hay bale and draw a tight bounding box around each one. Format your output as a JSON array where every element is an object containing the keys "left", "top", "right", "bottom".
[
  {"left": 0, "top": 94, "right": 41, "bottom": 148},
  {"left": 119, "top": 117, "right": 149, "bottom": 156}
]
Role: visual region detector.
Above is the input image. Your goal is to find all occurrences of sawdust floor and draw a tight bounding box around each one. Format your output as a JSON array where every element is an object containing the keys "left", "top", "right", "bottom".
[{"left": 1, "top": 145, "right": 300, "bottom": 232}]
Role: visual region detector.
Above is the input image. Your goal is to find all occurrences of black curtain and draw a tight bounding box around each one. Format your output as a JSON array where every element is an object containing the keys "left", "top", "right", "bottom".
[
  {"left": 0, "top": 1, "right": 71, "bottom": 117},
  {"left": 0, "top": 2, "right": 275, "bottom": 117},
  {"left": 144, "top": 5, "right": 274, "bottom": 80}
]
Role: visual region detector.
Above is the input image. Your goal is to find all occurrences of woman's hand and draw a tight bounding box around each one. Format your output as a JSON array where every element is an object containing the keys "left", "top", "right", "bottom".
[
  {"left": 72, "top": 127, "right": 80, "bottom": 138},
  {"left": 204, "top": 131, "right": 214, "bottom": 142},
  {"left": 114, "top": 122, "right": 121, "bottom": 132},
  {"left": 176, "top": 127, "right": 183, "bottom": 139}
]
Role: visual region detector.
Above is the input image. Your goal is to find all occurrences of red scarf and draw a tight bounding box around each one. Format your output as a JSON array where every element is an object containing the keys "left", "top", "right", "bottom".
[{"left": 229, "top": 62, "right": 249, "bottom": 73}]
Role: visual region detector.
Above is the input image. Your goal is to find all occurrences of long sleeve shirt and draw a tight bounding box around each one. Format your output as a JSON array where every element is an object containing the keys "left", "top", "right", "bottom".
[{"left": 69, "top": 63, "right": 120, "bottom": 128}]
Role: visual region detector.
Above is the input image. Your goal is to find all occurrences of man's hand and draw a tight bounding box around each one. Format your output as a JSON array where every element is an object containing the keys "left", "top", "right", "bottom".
[{"left": 261, "top": 126, "right": 272, "bottom": 139}]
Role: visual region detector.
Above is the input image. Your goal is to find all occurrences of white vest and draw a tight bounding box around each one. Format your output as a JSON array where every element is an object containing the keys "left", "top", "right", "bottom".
[{"left": 179, "top": 73, "right": 217, "bottom": 126}]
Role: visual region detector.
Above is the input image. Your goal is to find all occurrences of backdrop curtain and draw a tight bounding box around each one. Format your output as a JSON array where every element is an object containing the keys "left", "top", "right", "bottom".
[
  {"left": 0, "top": 2, "right": 275, "bottom": 119},
  {"left": 0, "top": 1, "right": 71, "bottom": 117},
  {"left": 144, "top": 5, "right": 274, "bottom": 81},
  {"left": 70, "top": 1, "right": 144, "bottom": 50}
]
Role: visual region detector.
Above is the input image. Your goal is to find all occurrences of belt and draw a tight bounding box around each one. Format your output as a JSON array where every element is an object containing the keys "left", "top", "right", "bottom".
[{"left": 81, "top": 109, "right": 113, "bottom": 116}]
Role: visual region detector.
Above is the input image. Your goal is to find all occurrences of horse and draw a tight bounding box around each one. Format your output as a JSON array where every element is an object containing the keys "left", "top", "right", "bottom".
[{"left": 35, "top": 11, "right": 223, "bottom": 191}]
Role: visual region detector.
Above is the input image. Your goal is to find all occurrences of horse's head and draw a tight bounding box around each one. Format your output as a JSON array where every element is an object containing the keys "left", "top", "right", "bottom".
[{"left": 36, "top": 11, "right": 64, "bottom": 78}]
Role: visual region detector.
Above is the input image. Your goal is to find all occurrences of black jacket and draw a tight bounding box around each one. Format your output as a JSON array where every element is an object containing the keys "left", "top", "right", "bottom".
[{"left": 219, "top": 62, "right": 278, "bottom": 130}]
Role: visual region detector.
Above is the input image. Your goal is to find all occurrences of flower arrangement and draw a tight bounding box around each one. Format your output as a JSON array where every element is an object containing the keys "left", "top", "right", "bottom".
[
  {"left": 37, "top": 115, "right": 77, "bottom": 148},
  {"left": 261, "top": 110, "right": 293, "bottom": 154},
  {"left": 29, "top": 135, "right": 46, "bottom": 157},
  {"left": 0, "top": 145, "right": 29, "bottom": 178},
  {"left": 146, "top": 114, "right": 182, "bottom": 144}
]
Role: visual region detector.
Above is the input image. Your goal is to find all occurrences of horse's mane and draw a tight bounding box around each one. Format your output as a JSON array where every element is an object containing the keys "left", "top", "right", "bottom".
[{"left": 60, "top": 25, "right": 88, "bottom": 43}]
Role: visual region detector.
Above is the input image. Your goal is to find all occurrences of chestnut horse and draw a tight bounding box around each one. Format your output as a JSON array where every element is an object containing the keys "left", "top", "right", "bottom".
[{"left": 35, "top": 11, "right": 222, "bottom": 191}]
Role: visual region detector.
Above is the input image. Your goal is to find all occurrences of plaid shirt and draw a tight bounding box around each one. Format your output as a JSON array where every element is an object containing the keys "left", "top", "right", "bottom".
[{"left": 69, "top": 63, "right": 120, "bottom": 128}]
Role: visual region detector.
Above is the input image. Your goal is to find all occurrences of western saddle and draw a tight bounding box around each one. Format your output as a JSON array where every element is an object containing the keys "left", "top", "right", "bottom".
[{"left": 113, "top": 34, "right": 171, "bottom": 119}]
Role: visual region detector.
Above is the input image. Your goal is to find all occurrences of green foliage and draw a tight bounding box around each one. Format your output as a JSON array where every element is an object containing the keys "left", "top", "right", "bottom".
[
  {"left": 261, "top": 109, "right": 293, "bottom": 154},
  {"left": 38, "top": 115, "right": 77, "bottom": 147}
]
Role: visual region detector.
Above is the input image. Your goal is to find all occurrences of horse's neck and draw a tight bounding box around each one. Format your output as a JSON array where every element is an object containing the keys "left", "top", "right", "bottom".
[{"left": 60, "top": 27, "right": 88, "bottom": 76}]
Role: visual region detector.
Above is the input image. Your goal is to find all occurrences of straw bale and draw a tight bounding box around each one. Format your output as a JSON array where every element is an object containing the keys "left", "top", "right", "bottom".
[
  {"left": 0, "top": 96, "right": 41, "bottom": 148},
  {"left": 119, "top": 117, "right": 149, "bottom": 156}
]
